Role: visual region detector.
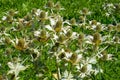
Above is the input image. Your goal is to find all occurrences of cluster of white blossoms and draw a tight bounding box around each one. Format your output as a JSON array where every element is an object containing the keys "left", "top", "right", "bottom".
[{"left": 0, "top": 1, "right": 119, "bottom": 80}]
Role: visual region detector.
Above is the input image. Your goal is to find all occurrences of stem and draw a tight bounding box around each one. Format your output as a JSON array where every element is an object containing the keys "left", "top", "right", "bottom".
[
  {"left": 108, "top": 31, "right": 111, "bottom": 44},
  {"left": 55, "top": 53, "right": 61, "bottom": 80}
]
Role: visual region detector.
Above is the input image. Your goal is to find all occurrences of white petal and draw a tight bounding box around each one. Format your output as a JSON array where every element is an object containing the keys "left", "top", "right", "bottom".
[
  {"left": 7, "top": 70, "right": 14, "bottom": 75},
  {"left": 34, "top": 31, "right": 40, "bottom": 37},
  {"left": 8, "top": 62, "right": 15, "bottom": 69},
  {"left": 2, "top": 16, "right": 7, "bottom": 21},
  {"left": 89, "top": 57, "right": 97, "bottom": 64},
  {"left": 50, "top": 18, "right": 56, "bottom": 26},
  {"left": 87, "top": 64, "right": 92, "bottom": 71},
  {"left": 45, "top": 25, "right": 53, "bottom": 31}
]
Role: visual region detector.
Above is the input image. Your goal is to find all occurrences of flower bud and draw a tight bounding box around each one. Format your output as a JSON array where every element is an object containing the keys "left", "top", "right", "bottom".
[
  {"left": 101, "top": 51, "right": 108, "bottom": 60},
  {"left": 31, "top": 8, "right": 37, "bottom": 15},
  {"left": 91, "top": 20, "right": 97, "bottom": 25},
  {"left": 81, "top": 65, "right": 87, "bottom": 73},
  {"left": 55, "top": 2, "right": 61, "bottom": 10},
  {"left": 0, "top": 75, "right": 3, "bottom": 80},
  {"left": 5, "top": 48, "right": 13, "bottom": 55},
  {"left": 39, "top": 11, "right": 46, "bottom": 19},
  {"left": 70, "top": 18, "right": 76, "bottom": 25},
  {"left": 70, "top": 53, "right": 77, "bottom": 63},
  {"left": 96, "top": 24, "right": 102, "bottom": 32},
  {"left": 5, "top": 37, "right": 11, "bottom": 44},
  {"left": 40, "top": 30, "right": 47, "bottom": 39},
  {"left": 24, "top": 13, "right": 32, "bottom": 21},
  {"left": 54, "top": 20, "right": 62, "bottom": 32},
  {"left": 58, "top": 34, "right": 66, "bottom": 43},
  {"left": 8, "top": 9, "right": 15, "bottom": 16},
  {"left": 108, "top": 24, "right": 113, "bottom": 32},
  {"left": 93, "top": 32, "right": 101, "bottom": 45},
  {"left": 82, "top": 8, "right": 88, "bottom": 15},
  {"left": 79, "top": 16, "right": 84, "bottom": 22},
  {"left": 114, "top": 36, "right": 119, "bottom": 43},
  {"left": 17, "top": 38, "right": 25, "bottom": 48},
  {"left": 0, "top": 27, "right": 5, "bottom": 32},
  {"left": 15, "top": 38, "right": 27, "bottom": 50},
  {"left": 59, "top": 52, "right": 65, "bottom": 59},
  {"left": 78, "top": 33, "right": 84, "bottom": 45},
  {"left": 116, "top": 23, "right": 120, "bottom": 32},
  {"left": 6, "top": 15, "right": 13, "bottom": 22},
  {"left": 66, "top": 30, "right": 72, "bottom": 38},
  {"left": 16, "top": 22, "right": 24, "bottom": 30},
  {"left": 46, "top": 1, "right": 54, "bottom": 8}
]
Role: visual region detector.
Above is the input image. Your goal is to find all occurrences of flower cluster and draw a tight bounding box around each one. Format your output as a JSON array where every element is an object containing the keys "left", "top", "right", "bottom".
[{"left": 0, "top": 1, "right": 119, "bottom": 80}]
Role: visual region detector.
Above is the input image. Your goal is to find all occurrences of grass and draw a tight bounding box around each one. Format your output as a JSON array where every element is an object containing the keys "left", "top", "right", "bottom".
[{"left": 0, "top": 0, "right": 120, "bottom": 80}]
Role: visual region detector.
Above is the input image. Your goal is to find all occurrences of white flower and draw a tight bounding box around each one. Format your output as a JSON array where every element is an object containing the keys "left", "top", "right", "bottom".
[
  {"left": 70, "top": 32, "right": 79, "bottom": 39},
  {"left": 7, "top": 62, "right": 28, "bottom": 76},
  {"left": 86, "top": 57, "right": 97, "bottom": 64},
  {"left": 105, "top": 12, "right": 110, "bottom": 17},
  {"left": 34, "top": 31, "right": 40, "bottom": 37},
  {"left": 107, "top": 54, "right": 113, "bottom": 60},
  {"left": 2, "top": 16, "right": 7, "bottom": 21},
  {"left": 30, "top": 48, "right": 40, "bottom": 61},
  {"left": 94, "top": 69, "right": 103, "bottom": 75},
  {"left": 62, "top": 70, "right": 76, "bottom": 80},
  {"left": 89, "top": 21, "right": 101, "bottom": 29},
  {"left": 35, "top": 9, "right": 41, "bottom": 16},
  {"left": 49, "top": 18, "right": 56, "bottom": 26},
  {"left": 45, "top": 25, "right": 53, "bottom": 31},
  {"left": 7, "top": 58, "right": 29, "bottom": 79},
  {"left": 85, "top": 35, "right": 93, "bottom": 44},
  {"left": 79, "top": 64, "right": 93, "bottom": 78}
]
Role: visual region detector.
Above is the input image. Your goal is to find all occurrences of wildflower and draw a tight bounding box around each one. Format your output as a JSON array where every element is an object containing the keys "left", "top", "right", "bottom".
[
  {"left": 31, "top": 8, "right": 37, "bottom": 15},
  {"left": 34, "top": 9, "right": 41, "bottom": 16},
  {"left": 58, "top": 49, "right": 82, "bottom": 65},
  {"left": 108, "top": 24, "right": 113, "bottom": 32},
  {"left": 76, "top": 56, "right": 97, "bottom": 78},
  {"left": 46, "top": 1, "right": 54, "bottom": 8},
  {"left": 14, "top": 38, "right": 28, "bottom": 50},
  {"left": 5, "top": 48, "right": 13, "bottom": 55},
  {"left": 70, "top": 18, "right": 76, "bottom": 25},
  {"left": 70, "top": 53, "right": 82, "bottom": 65},
  {"left": 16, "top": 22, "right": 24, "bottom": 31},
  {"left": 79, "top": 16, "right": 85, "bottom": 23},
  {"left": 98, "top": 50, "right": 114, "bottom": 61},
  {"left": 62, "top": 70, "right": 75, "bottom": 80},
  {"left": 37, "top": 30, "right": 50, "bottom": 42},
  {"left": 39, "top": 11, "right": 48, "bottom": 22},
  {"left": 66, "top": 30, "right": 72, "bottom": 38},
  {"left": 34, "top": 31, "right": 40, "bottom": 37},
  {"left": 6, "top": 15, "right": 13, "bottom": 22},
  {"left": 116, "top": 23, "right": 120, "bottom": 32},
  {"left": 45, "top": 25, "right": 54, "bottom": 31},
  {"left": 92, "top": 32, "right": 101, "bottom": 45},
  {"left": 2, "top": 16, "right": 7, "bottom": 21},
  {"left": 80, "top": 8, "right": 91, "bottom": 15},
  {"left": 78, "top": 33, "right": 84, "bottom": 45},
  {"left": 114, "top": 36, "right": 119, "bottom": 44},
  {"left": 7, "top": 58, "right": 29, "bottom": 79},
  {"left": 4, "top": 37, "right": 12, "bottom": 44},
  {"left": 105, "top": 12, "right": 110, "bottom": 17},
  {"left": 54, "top": 20, "right": 63, "bottom": 32},
  {"left": 54, "top": 2, "right": 61, "bottom": 10},
  {"left": 57, "top": 34, "right": 67, "bottom": 44},
  {"left": 24, "top": 13, "right": 32, "bottom": 21},
  {"left": 30, "top": 48, "right": 40, "bottom": 61},
  {"left": 8, "top": 9, "right": 17, "bottom": 16},
  {"left": 96, "top": 24, "right": 102, "bottom": 32}
]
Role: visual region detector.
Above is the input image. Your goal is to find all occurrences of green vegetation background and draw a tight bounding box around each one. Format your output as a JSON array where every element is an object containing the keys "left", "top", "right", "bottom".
[{"left": 0, "top": 0, "right": 120, "bottom": 80}]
